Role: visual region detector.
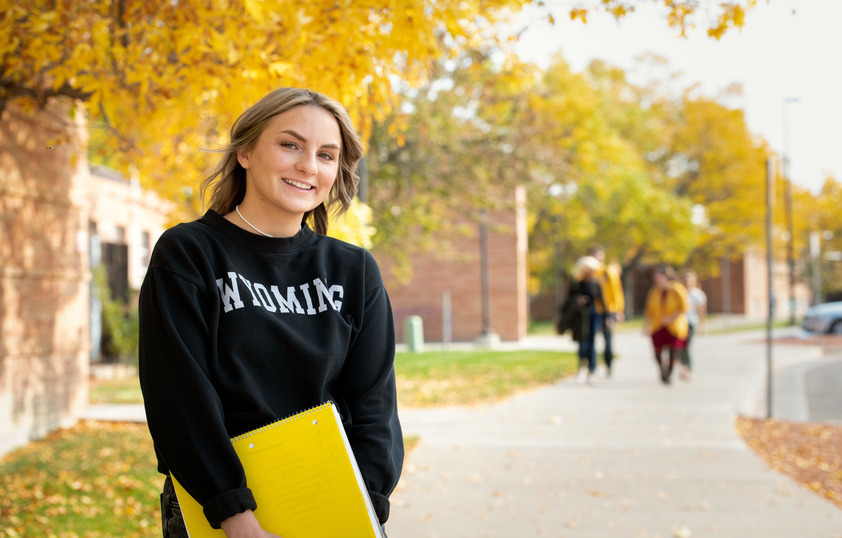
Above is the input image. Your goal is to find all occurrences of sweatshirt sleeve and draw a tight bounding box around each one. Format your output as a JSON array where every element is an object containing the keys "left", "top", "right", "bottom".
[
  {"left": 335, "top": 252, "right": 404, "bottom": 524},
  {"left": 138, "top": 248, "right": 256, "bottom": 528}
]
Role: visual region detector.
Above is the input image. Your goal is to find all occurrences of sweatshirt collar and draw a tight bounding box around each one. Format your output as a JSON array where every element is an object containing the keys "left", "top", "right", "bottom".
[{"left": 201, "top": 210, "right": 316, "bottom": 252}]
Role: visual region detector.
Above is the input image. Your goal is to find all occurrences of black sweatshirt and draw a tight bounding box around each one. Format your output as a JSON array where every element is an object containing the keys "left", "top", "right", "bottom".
[{"left": 138, "top": 210, "right": 403, "bottom": 529}]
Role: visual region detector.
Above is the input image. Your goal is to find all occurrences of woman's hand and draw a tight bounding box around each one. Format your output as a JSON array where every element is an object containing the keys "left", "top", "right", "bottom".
[{"left": 220, "top": 510, "right": 281, "bottom": 538}]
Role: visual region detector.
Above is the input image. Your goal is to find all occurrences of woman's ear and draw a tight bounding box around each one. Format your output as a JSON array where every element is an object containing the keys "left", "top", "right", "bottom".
[{"left": 237, "top": 148, "right": 250, "bottom": 169}]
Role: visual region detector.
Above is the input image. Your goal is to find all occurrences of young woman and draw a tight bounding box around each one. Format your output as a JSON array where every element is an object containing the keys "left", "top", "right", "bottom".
[
  {"left": 138, "top": 88, "right": 403, "bottom": 537},
  {"left": 643, "top": 264, "right": 690, "bottom": 385}
]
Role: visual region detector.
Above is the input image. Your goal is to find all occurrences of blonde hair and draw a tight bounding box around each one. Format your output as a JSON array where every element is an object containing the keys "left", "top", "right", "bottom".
[
  {"left": 573, "top": 255, "right": 601, "bottom": 281},
  {"left": 200, "top": 88, "right": 364, "bottom": 235}
]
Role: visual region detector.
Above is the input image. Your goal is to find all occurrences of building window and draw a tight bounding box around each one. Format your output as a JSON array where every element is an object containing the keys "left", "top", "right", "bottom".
[{"left": 115, "top": 225, "right": 125, "bottom": 243}]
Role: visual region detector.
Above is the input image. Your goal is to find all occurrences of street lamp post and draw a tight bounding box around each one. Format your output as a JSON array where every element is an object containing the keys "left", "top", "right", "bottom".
[
  {"left": 766, "top": 157, "right": 775, "bottom": 418},
  {"left": 783, "top": 97, "right": 800, "bottom": 325}
]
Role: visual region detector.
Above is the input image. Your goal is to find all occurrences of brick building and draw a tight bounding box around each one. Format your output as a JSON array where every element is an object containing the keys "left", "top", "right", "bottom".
[
  {"left": 376, "top": 186, "right": 529, "bottom": 344},
  {"left": 87, "top": 167, "right": 172, "bottom": 362},
  {"left": 0, "top": 102, "right": 171, "bottom": 457},
  {"left": 0, "top": 101, "right": 91, "bottom": 456}
]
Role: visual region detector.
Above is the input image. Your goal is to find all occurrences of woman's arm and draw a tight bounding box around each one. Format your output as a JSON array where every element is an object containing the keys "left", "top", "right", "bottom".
[
  {"left": 335, "top": 254, "right": 404, "bottom": 525},
  {"left": 139, "top": 252, "right": 256, "bottom": 529}
]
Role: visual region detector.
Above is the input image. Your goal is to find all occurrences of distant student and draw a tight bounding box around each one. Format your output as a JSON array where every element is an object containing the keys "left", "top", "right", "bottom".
[
  {"left": 587, "top": 246, "right": 625, "bottom": 377},
  {"left": 569, "top": 255, "right": 606, "bottom": 385},
  {"left": 643, "top": 265, "right": 690, "bottom": 385},
  {"left": 679, "top": 268, "right": 708, "bottom": 381}
]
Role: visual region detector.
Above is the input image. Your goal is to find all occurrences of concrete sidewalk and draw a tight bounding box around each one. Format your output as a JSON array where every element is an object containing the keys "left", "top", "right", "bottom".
[{"left": 386, "top": 329, "right": 842, "bottom": 537}]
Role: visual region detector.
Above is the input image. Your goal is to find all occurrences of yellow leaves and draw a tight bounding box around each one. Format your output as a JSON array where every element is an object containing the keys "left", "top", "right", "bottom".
[
  {"left": 6, "top": 0, "right": 538, "bottom": 219},
  {"left": 26, "top": 11, "right": 56, "bottom": 33},
  {"left": 737, "top": 416, "right": 842, "bottom": 509},
  {"left": 269, "top": 61, "right": 294, "bottom": 77},
  {"left": 327, "top": 200, "right": 376, "bottom": 248},
  {"left": 570, "top": 8, "right": 588, "bottom": 23},
  {"left": 0, "top": 421, "right": 161, "bottom": 536},
  {"left": 707, "top": 3, "right": 749, "bottom": 40},
  {"left": 244, "top": 0, "right": 266, "bottom": 21},
  {"left": 560, "top": 1, "right": 756, "bottom": 39}
]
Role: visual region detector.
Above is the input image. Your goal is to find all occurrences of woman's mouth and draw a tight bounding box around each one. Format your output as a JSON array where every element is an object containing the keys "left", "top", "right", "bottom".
[{"left": 283, "top": 178, "right": 313, "bottom": 190}]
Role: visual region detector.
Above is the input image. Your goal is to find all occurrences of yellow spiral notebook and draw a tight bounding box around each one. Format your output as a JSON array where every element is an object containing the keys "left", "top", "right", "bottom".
[{"left": 170, "top": 401, "right": 384, "bottom": 538}]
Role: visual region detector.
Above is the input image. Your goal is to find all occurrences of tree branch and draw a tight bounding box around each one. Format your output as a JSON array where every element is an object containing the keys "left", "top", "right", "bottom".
[{"left": 0, "top": 78, "right": 93, "bottom": 111}]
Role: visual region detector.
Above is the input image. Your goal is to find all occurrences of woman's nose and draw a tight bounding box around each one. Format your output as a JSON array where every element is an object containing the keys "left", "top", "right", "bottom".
[{"left": 296, "top": 152, "right": 318, "bottom": 175}]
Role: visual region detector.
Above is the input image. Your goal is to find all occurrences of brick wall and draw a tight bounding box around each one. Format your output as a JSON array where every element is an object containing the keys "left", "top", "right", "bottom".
[
  {"left": 376, "top": 187, "right": 528, "bottom": 343},
  {"left": 0, "top": 101, "right": 90, "bottom": 456}
]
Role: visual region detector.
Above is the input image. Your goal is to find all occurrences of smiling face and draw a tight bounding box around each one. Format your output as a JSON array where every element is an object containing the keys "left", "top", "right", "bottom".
[{"left": 235, "top": 105, "right": 341, "bottom": 237}]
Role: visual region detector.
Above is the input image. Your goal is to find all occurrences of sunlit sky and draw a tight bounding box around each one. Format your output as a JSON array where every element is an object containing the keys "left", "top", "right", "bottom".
[{"left": 512, "top": 0, "right": 842, "bottom": 194}]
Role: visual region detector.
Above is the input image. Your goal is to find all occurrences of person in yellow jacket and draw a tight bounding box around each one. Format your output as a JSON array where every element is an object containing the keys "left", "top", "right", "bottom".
[
  {"left": 643, "top": 264, "right": 690, "bottom": 385},
  {"left": 587, "top": 246, "right": 625, "bottom": 378}
]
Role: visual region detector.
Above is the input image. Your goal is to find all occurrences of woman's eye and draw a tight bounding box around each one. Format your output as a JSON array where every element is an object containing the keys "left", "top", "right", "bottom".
[
  {"left": 318, "top": 152, "right": 335, "bottom": 161},
  {"left": 280, "top": 141, "right": 297, "bottom": 149}
]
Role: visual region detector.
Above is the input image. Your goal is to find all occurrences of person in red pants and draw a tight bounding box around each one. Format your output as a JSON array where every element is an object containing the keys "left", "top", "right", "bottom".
[{"left": 643, "top": 265, "right": 690, "bottom": 385}]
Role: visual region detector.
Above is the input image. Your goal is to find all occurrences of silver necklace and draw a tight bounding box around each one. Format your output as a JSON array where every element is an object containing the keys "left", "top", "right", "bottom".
[{"left": 235, "top": 205, "right": 273, "bottom": 237}]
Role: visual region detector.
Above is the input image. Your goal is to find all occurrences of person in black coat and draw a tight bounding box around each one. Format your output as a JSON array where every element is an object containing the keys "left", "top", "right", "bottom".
[{"left": 568, "top": 255, "right": 605, "bottom": 384}]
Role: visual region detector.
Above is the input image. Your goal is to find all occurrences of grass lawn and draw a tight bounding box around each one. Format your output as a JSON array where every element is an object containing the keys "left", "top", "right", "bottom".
[
  {"left": 0, "top": 421, "right": 162, "bottom": 537},
  {"left": 396, "top": 349, "right": 576, "bottom": 407},
  {"left": 1, "top": 348, "right": 576, "bottom": 536}
]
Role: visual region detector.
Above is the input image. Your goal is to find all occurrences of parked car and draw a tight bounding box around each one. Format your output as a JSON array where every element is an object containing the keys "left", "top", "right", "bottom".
[{"left": 802, "top": 301, "right": 842, "bottom": 334}]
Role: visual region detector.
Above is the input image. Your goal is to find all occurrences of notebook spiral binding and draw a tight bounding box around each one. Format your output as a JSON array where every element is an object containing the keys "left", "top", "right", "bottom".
[{"left": 230, "top": 401, "right": 331, "bottom": 441}]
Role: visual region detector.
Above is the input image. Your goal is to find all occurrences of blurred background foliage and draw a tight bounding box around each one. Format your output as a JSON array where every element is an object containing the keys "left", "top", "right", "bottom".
[{"left": 3, "top": 0, "right": 840, "bottom": 298}]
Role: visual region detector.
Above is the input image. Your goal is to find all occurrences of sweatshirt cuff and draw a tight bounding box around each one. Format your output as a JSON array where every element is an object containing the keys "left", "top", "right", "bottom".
[
  {"left": 369, "top": 490, "right": 390, "bottom": 524},
  {"left": 203, "top": 488, "right": 257, "bottom": 529}
]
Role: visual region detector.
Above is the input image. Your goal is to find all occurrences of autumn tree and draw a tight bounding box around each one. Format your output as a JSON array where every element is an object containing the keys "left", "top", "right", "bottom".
[
  {"left": 2, "top": 0, "right": 536, "bottom": 223},
  {"left": 2, "top": 0, "right": 762, "bottom": 208},
  {"left": 365, "top": 48, "right": 540, "bottom": 272},
  {"left": 631, "top": 86, "right": 769, "bottom": 274},
  {"left": 365, "top": 50, "right": 697, "bottom": 294},
  {"left": 553, "top": 0, "right": 763, "bottom": 39},
  {"left": 786, "top": 175, "right": 842, "bottom": 301}
]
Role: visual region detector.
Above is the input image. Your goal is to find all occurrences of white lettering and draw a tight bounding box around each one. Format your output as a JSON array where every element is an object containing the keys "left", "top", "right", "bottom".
[
  {"left": 217, "top": 272, "right": 344, "bottom": 315},
  {"left": 216, "top": 272, "right": 244, "bottom": 313},
  {"left": 253, "top": 283, "right": 277, "bottom": 312},
  {"left": 271, "top": 285, "right": 305, "bottom": 314},
  {"left": 313, "top": 278, "right": 343, "bottom": 312},
  {"left": 237, "top": 274, "right": 261, "bottom": 306},
  {"left": 299, "top": 282, "right": 317, "bottom": 315}
]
